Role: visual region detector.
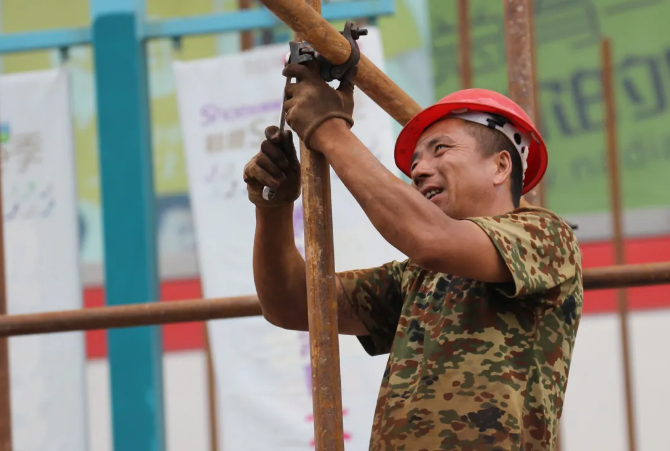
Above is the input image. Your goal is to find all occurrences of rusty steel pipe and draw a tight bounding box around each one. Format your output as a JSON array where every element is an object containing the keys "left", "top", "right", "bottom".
[
  {"left": 256, "top": 0, "right": 422, "bottom": 126},
  {"left": 527, "top": 0, "right": 545, "bottom": 208},
  {"left": 601, "top": 37, "right": 637, "bottom": 451},
  {"left": 240, "top": 0, "right": 255, "bottom": 51},
  {"left": 0, "top": 109, "right": 11, "bottom": 450},
  {"left": 295, "top": 0, "right": 345, "bottom": 449},
  {"left": 300, "top": 146, "right": 344, "bottom": 451},
  {"left": 503, "top": 0, "right": 544, "bottom": 207},
  {"left": 0, "top": 262, "right": 668, "bottom": 339},
  {"left": 503, "top": 0, "right": 536, "bottom": 123},
  {"left": 0, "top": 296, "right": 262, "bottom": 338},
  {"left": 583, "top": 262, "right": 670, "bottom": 290},
  {"left": 300, "top": 147, "right": 344, "bottom": 451},
  {"left": 457, "top": 0, "right": 472, "bottom": 89},
  {"left": 203, "top": 326, "right": 219, "bottom": 451}
]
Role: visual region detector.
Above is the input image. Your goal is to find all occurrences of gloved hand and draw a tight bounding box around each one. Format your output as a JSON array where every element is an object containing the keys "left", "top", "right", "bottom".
[
  {"left": 282, "top": 62, "right": 357, "bottom": 149},
  {"left": 243, "top": 126, "right": 301, "bottom": 207}
]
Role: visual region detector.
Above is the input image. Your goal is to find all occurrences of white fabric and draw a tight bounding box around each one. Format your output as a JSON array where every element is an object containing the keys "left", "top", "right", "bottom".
[{"left": 1, "top": 68, "right": 89, "bottom": 451}]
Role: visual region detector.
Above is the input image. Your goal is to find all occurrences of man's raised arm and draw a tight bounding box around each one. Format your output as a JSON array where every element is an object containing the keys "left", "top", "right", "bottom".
[{"left": 244, "top": 126, "right": 368, "bottom": 335}]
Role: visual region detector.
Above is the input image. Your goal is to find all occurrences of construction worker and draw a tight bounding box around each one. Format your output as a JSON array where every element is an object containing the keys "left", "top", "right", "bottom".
[{"left": 243, "top": 63, "right": 582, "bottom": 450}]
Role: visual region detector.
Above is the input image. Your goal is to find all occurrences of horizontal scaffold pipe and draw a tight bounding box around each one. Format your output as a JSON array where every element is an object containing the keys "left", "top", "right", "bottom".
[{"left": 0, "top": 262, "right": 668, "bottom": 338}]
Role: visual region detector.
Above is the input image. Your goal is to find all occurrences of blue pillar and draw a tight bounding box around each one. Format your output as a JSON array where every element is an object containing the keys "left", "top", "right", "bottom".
[{"left": 90, "top": 1, "right": 165, "bottom": 451}]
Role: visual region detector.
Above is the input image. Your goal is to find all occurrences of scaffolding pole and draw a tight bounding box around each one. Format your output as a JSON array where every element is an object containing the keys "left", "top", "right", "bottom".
[
  {"left": 0, "top": 261, "right": 668, "bottom": 339},
  {"left": 0, "top": 106, "right": 12, "bottom": 451},
  {"left": 503, "top": 0, "right": 544, "bottom": 208},
  {"left": 601, "top": 37, "right": 637, "bottom": 451},
  {"left": 294, "top": 0, "right": 345, "bottom": 449},
  {"left": 240, "top": 0, "right": 255, "bottom": 50},
  {"left": 457, "top": 0, "right": 472, "bottom": 89},
  {"left": 503, "top": 0, "right": 536, "bottom": 122}
]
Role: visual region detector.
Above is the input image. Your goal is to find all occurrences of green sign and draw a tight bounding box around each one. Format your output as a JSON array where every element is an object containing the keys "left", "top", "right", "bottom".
[{"left": 428, "top": 0, "right": 670, "bottom": 214}]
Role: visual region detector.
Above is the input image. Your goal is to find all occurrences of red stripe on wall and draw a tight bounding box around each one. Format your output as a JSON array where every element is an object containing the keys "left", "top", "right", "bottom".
[
  {"left": 580, "top": 236, "right": 670, "bottom": 313},
  {"left": 84, "top": 235, "right": 670, "bottom": 359}
]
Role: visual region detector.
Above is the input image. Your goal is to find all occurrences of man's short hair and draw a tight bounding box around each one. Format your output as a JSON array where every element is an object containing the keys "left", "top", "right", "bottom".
[{"left": 460, "top": 118, "right": 524, "bottom": 208}]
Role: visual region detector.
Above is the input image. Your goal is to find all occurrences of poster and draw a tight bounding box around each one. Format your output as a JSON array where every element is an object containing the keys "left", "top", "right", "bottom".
[
  {"left": 174, "top": 28, "right": 405, "bottom": 450},
  {"left": 1, "top": 68, "right": 89, "bottom": 450}
]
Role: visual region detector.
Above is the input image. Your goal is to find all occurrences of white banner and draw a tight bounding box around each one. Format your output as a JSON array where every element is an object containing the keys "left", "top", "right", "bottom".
[
  {"left": 1, "top": 68, "right": 88, "bottom": 451},
  {"left": 174, "top": 28, "right": 405, "bottom": 450}
]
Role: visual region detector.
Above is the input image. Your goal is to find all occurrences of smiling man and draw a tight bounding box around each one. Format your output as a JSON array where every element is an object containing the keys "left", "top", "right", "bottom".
[{"left": 243, "top": 63, "right": 583, "bottom": 451}]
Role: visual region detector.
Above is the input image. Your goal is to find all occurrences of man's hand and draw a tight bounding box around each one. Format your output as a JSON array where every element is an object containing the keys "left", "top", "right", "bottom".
[
  {"left": 282, "top": 63, "right": 357, "bottom": 149},
  {"left": 243, "top": 125, "right": 301, "bottom": 207}
]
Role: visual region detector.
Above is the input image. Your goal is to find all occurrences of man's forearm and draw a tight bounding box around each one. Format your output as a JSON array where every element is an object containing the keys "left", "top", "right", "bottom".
[
  {"left": 253, "top": 204, "right": 309, "bottom": 330},
  {"left": 312, "top": 121, "right": 454, "bottom": 263}
]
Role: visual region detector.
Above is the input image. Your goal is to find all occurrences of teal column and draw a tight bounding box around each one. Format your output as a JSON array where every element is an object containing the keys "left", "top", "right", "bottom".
[{"left": 90, "top": 1, "right": 165, "bottom": 450}]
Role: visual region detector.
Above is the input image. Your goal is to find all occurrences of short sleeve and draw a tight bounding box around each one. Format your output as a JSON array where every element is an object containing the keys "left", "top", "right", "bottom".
[
  {"left": 466, "top": 207, "right": 580, "bottom": 300},
  {"left": 336, "top": 259, "right": 408, "bottom": 356}
]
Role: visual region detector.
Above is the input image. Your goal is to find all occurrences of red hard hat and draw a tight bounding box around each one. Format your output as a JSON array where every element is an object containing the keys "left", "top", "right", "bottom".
[{"left": 394, "top": 88, "right": 548, "bottom": 195}]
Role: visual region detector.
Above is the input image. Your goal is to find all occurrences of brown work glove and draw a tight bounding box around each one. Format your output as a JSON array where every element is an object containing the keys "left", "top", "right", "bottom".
[
  {"left": 282, "top": 62, "right": 357, "bottom": 149},
  {"left": 243, "top": 126, "right": 301, "bottom": 207}
]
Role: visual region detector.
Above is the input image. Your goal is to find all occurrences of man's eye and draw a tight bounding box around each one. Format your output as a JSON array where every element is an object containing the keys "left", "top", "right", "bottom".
[{"left": 435, "top": 144, "right": 449, "bottom": 153}]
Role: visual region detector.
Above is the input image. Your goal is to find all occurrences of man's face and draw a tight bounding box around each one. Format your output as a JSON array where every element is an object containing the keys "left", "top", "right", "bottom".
[{"left": 410, "top": 118, "right": 503, "bottom": 219}]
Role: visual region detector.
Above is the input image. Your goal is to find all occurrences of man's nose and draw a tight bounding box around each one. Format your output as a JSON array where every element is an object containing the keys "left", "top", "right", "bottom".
[{"left": 411, "top": 157, "right": 435, "bottom": 185}]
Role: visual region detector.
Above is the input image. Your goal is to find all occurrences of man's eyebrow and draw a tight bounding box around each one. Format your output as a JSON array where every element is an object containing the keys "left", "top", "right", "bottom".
[
  {"left": 416, "top": 135, "right": 456, "bottom": 153},
  {"left": 412, "top": 135, "right": 457, "bottom": 165},
  {"left": 426, "top": 134, "right": 455, "bottom": 146}
]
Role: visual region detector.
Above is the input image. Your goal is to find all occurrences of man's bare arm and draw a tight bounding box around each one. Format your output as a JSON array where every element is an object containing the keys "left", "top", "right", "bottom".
[
  {"left": 253, "top": 204, "right": 368, "bottom": 335},
  {"left": 309, "top": 120, "right": 513, "bottom": 284}
]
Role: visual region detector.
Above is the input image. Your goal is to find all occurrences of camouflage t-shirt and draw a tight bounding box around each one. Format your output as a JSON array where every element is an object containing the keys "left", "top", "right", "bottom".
[{"left": 338, "top": 207, "right": 582, "bottom": 451}]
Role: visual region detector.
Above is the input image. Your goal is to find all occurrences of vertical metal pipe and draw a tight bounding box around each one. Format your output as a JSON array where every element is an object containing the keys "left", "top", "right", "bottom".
[
  {"left": 503, "top": 0, "right": 542, "bottom": 206},
  {"left": 457, "top": 0, "right": 472, "bottom": 89},
  {"left": 204, "top": 330, "right": 219, "bottom": 451},
  {"left": 240, "top": 0, "right": 255, "bottom": 50},
  {"left": 527, "top": 0, "right": 545, "bottom": 207},
  {"left": 601, "top": 37, "right": 637, "bottom": 451},
  {"left": 0, "top": 106, "right": 13, "bottom": 451},
  {"left": 297, "top": 0, "right": 344, "bottom": 449}
]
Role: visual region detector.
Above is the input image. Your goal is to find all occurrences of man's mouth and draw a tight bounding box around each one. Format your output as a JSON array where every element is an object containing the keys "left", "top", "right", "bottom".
[{"left": 424, "top": 188, "right": 443, "bottom": 201}]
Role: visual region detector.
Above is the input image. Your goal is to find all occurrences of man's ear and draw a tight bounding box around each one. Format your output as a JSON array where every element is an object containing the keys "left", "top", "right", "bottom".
[{"left": 492, "top": 150, "right": 513, "bottom": 187}]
